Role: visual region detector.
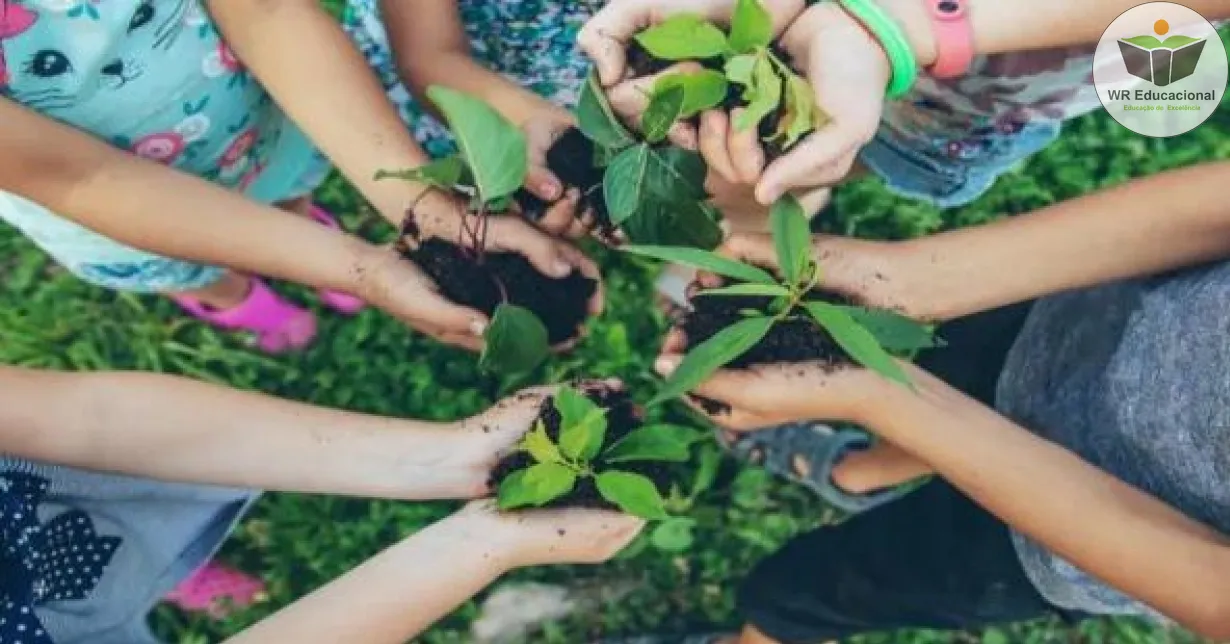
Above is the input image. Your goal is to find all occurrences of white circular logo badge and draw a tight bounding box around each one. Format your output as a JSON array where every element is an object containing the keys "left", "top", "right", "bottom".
[{"left": 1094, "top": 2, "right": 1228, "bottom": 138}]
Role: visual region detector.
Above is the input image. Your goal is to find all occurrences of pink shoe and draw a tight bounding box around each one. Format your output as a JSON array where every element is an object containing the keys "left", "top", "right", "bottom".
[
  {"left": 307, "top": 204, "right": 366, "bottom": 316},
  {"left": 165, "top": 561, "right": 267, "bottom": 619},
  {"left": 171, "top": 278, "right": 317, "bottom": 354}
]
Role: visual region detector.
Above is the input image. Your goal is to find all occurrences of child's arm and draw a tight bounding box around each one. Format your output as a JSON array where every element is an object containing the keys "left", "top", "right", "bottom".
[
  {"left": 0, "top": 98, "right": 488, "bottom": 344},
  {"left": 223, "top": 502, "right": 643, "bottom": 644},
  {"left": 716, "top": 161, "right": 1230, "bottom": 321},
  {"left": 0, "top": 365, "right": 552, "bottom": 500},
  {"left": 664, "top": 361, "right": 1230, "bottom": 639}
]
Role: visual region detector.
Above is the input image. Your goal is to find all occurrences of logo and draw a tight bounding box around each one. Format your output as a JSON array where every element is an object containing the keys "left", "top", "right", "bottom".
[{"left": 1094, "top": 2, "right": 1227, "bottom": 138}]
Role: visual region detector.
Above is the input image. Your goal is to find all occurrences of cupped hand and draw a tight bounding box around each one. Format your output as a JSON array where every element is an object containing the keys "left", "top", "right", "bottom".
[
  {"left": 522, "top": 112, "right": 599, "bottom": 240},
  {"left": 754, "top": 3, "right": 892, "bottom": 204},
  {"left": 460, "top": 499, "right": 646, "bottom": 567}
]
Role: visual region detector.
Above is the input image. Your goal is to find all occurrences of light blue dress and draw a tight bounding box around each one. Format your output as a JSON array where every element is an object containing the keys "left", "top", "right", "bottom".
[{"left": 0, "top": 0, "right": 329, "bottom": 292}]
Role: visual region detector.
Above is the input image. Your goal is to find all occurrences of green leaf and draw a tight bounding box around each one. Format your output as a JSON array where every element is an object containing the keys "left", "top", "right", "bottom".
[
  {"left": 690, "top": 444, "right": 723, "bottom": 497},
  {"left": 645, "top": 147, "right": 708, "bottom": 203},
  {"left": 596, "top": 470, "right": 670, "bottom": 520},
  {"left": 480, "top": 305, "right": 549, "bottom": 374},
  {"left": 651, "top": 316, "right": 775, "bottom": 405},
  {"left": 698, "top": 283, "right": 791, "bottom": 298},
  {"left": 604, "top": 144, "right": 650, "bottom": 225},
  {"left": 497, "top": 462, "right": 577, "bottom": 510},
  {"left": 620, "top": 198, "right": 724, "bottom": 250},
  {"left": 840, "top": 307, "right": 938, "bottom": 353},
  {"left": 650, "top": 517, "right": 696, "bottom": 552},
  {"left": 771, "top": 73, "right": 827, "bottom": 149},
  {"left": 621, "top": 246, "right": 777, "bottom": 284},
  {"left": 520, "top": 420, "right": 563, "bottom": 464},
  {"left": 576, "top": 71, "right": 636, "bottom": 150},
  {"left": 769, "top": 195, "right": 812, "bottom": 285},
  {"left": 634, "top": 15, "right": 729, "bottom": 61},
  {"left": 426, "top": 86, "right": 527, "bottom": 203},
  {"left": 804, "top": 302, "right": 911, "bottom": 386},
  {"left": 374, "top": 156, "right": 465, "bottom": 190},
  {"left": 725, "top": 54, "right": 757, "bottom": 95},
  {"left": 642, "top": 85, "right": 685, "bottom": 144},
  {"left": 555, "top": 387, "right": 608, "bottom": 461},
  {"left": 734, "top": 54, "right": 782, "bottom": 132},
  {"left": 729, "top": 0, "right": 774, "bottom": 53},
  {"left": 603, "top": 424, "right": 702, "bottom": 463},
  {"left": 656, "top": 71, "right": 730, "bottom": 118}
]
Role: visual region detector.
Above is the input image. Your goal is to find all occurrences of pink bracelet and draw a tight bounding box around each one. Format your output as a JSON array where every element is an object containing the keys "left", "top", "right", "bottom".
[{"left": 925, "top": 0, "right": 974, "bottom": 79}]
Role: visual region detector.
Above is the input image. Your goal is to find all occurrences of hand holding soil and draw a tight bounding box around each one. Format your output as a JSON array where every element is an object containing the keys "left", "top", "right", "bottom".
[{"left": 456, "top": 499, "right": 645, "bottom": 568}]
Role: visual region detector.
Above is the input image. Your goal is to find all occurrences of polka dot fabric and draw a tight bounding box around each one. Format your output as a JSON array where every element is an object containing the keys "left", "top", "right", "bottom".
[{"left": 0, "top": 473, "right": 120, "bottom": 644}]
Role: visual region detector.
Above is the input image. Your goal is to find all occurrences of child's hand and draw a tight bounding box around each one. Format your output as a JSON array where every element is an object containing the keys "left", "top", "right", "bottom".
[
  {"left": 459, "top": 499, "right": 645, "bottom": 567},
  {"left": 753, "top": 3, "right": 892, "bottom": 204},
  {"left": 522, "top": 111, "right": 598, "bottom": 240},
  {"left": 654, "top": 346, "right": 894, "bottom": 430}
]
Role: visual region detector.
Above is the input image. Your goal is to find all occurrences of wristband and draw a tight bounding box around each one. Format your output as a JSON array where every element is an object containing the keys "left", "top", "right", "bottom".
[
  {"left": 837, "top": 0, "right": 919, "bottom": 98},
  {"left": 925, "top": 0, "right": 974, "bottom": 78}
]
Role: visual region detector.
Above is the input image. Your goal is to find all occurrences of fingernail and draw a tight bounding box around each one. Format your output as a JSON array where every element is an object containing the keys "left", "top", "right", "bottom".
[
  {"left": 655, "top": 356, "right": 680, "bottom": 375},
  {"left": 553, "top": 259, "right": 572, "bottom": 277},
  {"left": 470, "top": 319, "right": 488, "bottom": 336},
  {"left": 542, "top": 179, "right": 562, "bottom": 200}
]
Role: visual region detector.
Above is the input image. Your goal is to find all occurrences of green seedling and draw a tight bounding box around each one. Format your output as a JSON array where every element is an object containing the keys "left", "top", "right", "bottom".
[
  {"left": 623, "top": 195, "right": 938, "bottom": 405},
  {"left": 376, "top": 87, "right": 551, "bottom": 375},
  {"left": 497, "top": 386, "right": 704, "bottom": 520},
  {"left": 634, "top": 0, "right": 830, "bottom": 150}
]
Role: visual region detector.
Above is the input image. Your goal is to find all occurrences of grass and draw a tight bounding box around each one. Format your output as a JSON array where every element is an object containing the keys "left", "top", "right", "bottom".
[{"left": 3, "top": 16, "right": 1229, "bottom": 643}]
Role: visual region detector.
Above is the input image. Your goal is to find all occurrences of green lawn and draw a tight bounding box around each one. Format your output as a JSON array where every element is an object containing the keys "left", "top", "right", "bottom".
[{"left": 3, "top": 25, "right": 1230, "bottom": 644}]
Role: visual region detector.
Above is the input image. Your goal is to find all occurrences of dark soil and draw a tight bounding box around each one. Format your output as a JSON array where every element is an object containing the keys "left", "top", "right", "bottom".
[
  {"left": 682, "top": 293, "right": 851, "bottom": 369},
  {"left": 404, "top": 238, "right": 596, "bottom": 345},
  {"left": 491, "top": 385, "right": 672, "bottom": 510},
  {"left": 518, "top": 128, "right": 616, "bottom": 236}
]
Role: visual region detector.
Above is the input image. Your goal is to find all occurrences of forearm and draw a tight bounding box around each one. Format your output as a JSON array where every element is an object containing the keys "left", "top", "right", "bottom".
[
  {"left": 224, "top": 513, "right": 507, "bottom": 644},
  {"left": 863, "top": 368, "right": 1230, "bottom": 636},
  {"left": 0, "top": 99, "right": 370, "bottom": 294},
  {"left": 876, "top": 0, "right": 1230, "bottom": 66},
  {"left": 0, "top": 366, "right": 476, "bottom": 500},
  {"left": 208, "top": 0, "right": 434, "bottom": 225},
  {"left": 892, "top": 161, "right": 1230, "bottom": 320}
]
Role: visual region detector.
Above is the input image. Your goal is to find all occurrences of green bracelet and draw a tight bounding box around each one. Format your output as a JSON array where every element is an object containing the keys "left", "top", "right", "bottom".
[{"left": 835, "top": 0, "right": 918, "bottom": 99}]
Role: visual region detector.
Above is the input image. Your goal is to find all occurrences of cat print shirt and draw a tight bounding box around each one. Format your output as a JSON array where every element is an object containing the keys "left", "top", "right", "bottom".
[{"left": 0, "top": 0, "right": 316, "bottom": 203}]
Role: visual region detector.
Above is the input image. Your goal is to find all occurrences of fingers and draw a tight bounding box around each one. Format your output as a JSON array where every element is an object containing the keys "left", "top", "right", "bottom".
[
  {"left": 525, "top": 165, "right": 564, "bottom": 202},
  {"left": 577, "top": 0, "right": 651, "bottom": 86},
  {"left": 728, "top": 109, "right": 767, "bottom": 184},
  {"left": 607, "top": 62, "right": 703, "bottom": 147},
  {"left": 488, "top": 218, "right": 576, "bottom": 278},
  {"left": 523, "top": 114, "right": 574, "bottom": 201},
  {"left": 699, "top": 110, "right": 737, "bottom": 183},
  {"left": 719, "top": 233, "right": 779, "bottom": 268},
  {"left": 538, "top": 188, "right": 583, "bottom": 238},
  {"left": 755, "top": 129, "right": 859, "bottom": 205},
  {"left": 661, "top": 327, "right": 688, "bottom": 355}
]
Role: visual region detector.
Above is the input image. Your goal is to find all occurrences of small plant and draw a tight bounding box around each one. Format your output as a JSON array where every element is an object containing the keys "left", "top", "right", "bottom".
[
  {"left": 632, "top": 0, "right": 829, "bottom": 154},
  {"left": 378, "top": 87, "right": 597, "bottom": 374},
  {"left": 495, "top": 385, "right": 704, "bottom": 520},
  {"left": 623, "top": 196, "right": 938, "bottom": 405}
]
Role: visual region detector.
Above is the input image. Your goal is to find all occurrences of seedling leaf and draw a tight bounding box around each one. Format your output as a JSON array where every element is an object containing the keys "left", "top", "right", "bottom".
[
  {"left": 604, "top": 144, "right": 650, "bottom": 225},
  {"left": 651, "top": 315, "right": 775, "bottom": 405},
  {"left": 555, "top": 387, "right": 608, "bottom": 461},
  {"left": 804, "top": 302, "right": 911, "bottom": 386},
  {"left": 374, "top": 156, "right": 465, "bottom": 190},
  {"left": 498, "top": 462, "right": 577, "bottom": 510},
  {"left": 604, "top": 424, "right": 702, "bottom": 463},
  {"left": 577, "top": 71, "right": 637, "bottom": 150},
  {"left": 775, "top": 74, "right": 822, "bottom": 149},
  {"left": 726, "top": 54, "right": 757, "bottom": 96},
  {"left": 596, "top": 470, "right": 670, "bottom": 520},
  {"left": 656, "top": 71, "right": 729, "bottom": 118},
  {"left": 698, "top": 283, "right": 792, "bottom": 298},
  {"left": 769, "top": 195, "right": 812, "bottom": 285},
  {"left": 480, "top": 305, "right": 549, "bottom": 374},
  {"left": 734, "top": 54, "right": 782, "bottom": 132},
  {"left": 729, "top": 0, "right": 774, "bottom": 53},
  {"left": 646, "top": 147, "right": 708, "bottom": 203},
  {"left": 426, "top": 86, "right": 526, "bottom": 202},
  {"left": 840, "top": 307, "right": 937, "bottom": 353},
  {"left": 690, "top": 444, "right": 723, "bottom": 497},
  {"left": 521, "top": 420, "right": 563, "bottom": 465},
  {"left": 635, "top": 15, "right": 729, "bottom": 61},
  {"left": 621, "top": 246, "right": 777, "bottom": 285},
  {"left": 642, "top": 84, "right": 686, "bottom": 144},
  {"left": 651, "top": 517, "right": 696, "bottom": 552},
  {"left": 621, "top": 199, "right": 724, "bottom": 250}
]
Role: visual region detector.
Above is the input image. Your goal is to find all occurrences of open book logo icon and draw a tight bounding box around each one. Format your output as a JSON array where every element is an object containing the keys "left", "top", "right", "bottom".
[{"left": 1118, "top": 31, "right": 1208, "bottom": 87}]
